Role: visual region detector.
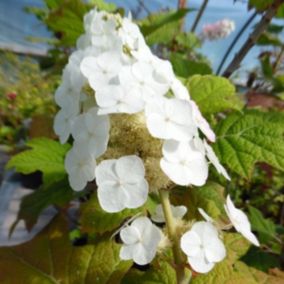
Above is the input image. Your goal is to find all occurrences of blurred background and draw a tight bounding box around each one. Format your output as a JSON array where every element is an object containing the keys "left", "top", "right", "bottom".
[{"left": 1, "top": 0, "right": 279, "bottom": 72}]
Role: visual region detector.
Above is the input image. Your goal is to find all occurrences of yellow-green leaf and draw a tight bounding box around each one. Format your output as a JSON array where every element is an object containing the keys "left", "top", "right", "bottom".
[{"left": 0, "top": 216, "right": 131, "bottom": 284}]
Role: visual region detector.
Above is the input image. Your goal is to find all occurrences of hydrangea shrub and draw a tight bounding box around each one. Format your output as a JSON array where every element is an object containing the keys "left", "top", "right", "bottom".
[{"left": 52, "top": 9, "right": 260, "bottom": 282}]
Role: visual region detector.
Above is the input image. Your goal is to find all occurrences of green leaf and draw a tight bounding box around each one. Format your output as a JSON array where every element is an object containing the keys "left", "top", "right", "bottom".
[
  {"left": 248, "top": 206, "right": 277, "bottom": 244},
  {"left": 213, "top": 110, "right": 284, "bottom": 177},
  {"left": 45, "top": 0, "right": 88, "bottom": 47},
  {"left": 7, "top": 138, "right": 70, "bottom": 184},
  {"left": 241, "top": 246, "right": 281, "bottom": 272},
  {"left": 80, "top": 194, "right": 148, "bottom": 235},
  {"left": 17, "top": 178, "right": 79, "bottom": 230},
  {"left": 171, "top": 182, "right": 225, "bottom": 221},
  {"left": 170, "top": 53, "right": 212, "bottom": 77},
  {"left": 260, "top": 54, "right": 273, "bottom": 78},
  {"left": 88, "top": 0, "right": 116, "bottom": 12},
  {"left": 185, "top": 75, "right": 243, "bottom": 115},
  {"left": 267, "top": 24, "right": 284, "bottom": 34},
  {"left": 257, "top": 32, "right": 282, "bottom": 47},
  {"left": 0, "top": 216, "right": 132, "bottom": 283},
  {"left": 273, "top": 75, "right": 284, "bottom": 92},
  {"left": 122, "top": 256, "right": 176, "bottom": 284},
  {"left": 248, "top": 0, "right": 273, "bottom": 11},
  {"left": 276, "top": 3, "right": 284, "bottom": 18},
  {"left": 175, "top": 32, "right": 201, "bottom": 49},
  {"left": 139, "top": 9, "right": 190, "bottom": 45}
]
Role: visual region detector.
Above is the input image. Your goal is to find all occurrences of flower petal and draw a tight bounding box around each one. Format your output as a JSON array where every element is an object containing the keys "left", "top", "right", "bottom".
[
  {"left": 180, "top": 230, "right": 202, "bottom": 257},
  {"left": 188, "top": 253, "right": 215, "bottom": 274},
  {"left": 95, "top": 159, "right": 117, "bottom": 185},
  {"left": 115, "top": 155, "right": 145, "bottom": 183},
  {"left": 123, "top": 180, "right": 148, "bottom": 209},
  {"left": 120, "top": 226, "right": 140, "bottom": 245},
  {"left": 97, "top": 183, "right": 126, "bottom": 213}
]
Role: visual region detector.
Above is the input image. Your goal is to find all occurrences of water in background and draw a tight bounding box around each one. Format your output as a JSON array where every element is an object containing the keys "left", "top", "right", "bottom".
[{"left": 0, "top": 0, "right": 283, "bottom": 73}]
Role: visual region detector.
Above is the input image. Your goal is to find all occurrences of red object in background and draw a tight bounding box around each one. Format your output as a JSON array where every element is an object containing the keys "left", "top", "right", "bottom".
[{"left": 6, "top": 93, "right": 17, "bottom": 100}]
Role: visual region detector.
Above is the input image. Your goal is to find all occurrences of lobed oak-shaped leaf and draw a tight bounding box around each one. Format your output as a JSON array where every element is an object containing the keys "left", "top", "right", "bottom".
[
  {"left": 121, "top": 255, "right": 176, "bottom": 284},
  {"left": 0, "top": 216, "right": 131, "bottom": 284},
  {"left": 185, "top": 75, "right": 243, "bottom": 115},
  {"left": 213, "top": 110, "right": 284, "bottom": 177}
]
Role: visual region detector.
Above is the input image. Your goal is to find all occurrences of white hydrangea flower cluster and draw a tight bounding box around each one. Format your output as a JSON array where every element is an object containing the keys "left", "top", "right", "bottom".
[
  {"left": 54, "top": 8, "right": 229, "bottom": 195},
  {"left": 53, "top": 9, "right": 256, "bottom": 272},
  {"left": 201, "top": 19, "right": 235, "bottom": 41}
]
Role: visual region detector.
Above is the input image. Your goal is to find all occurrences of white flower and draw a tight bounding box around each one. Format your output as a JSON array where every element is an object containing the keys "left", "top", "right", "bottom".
[
  {"left": 119, "top": 61, "right": 168, "bottom": 102},
  {"left": 71, "top": 107, "right": 110, "bottom": 157},
  {"left": 118, "top": 17, "right": 146, "bottom": 51},
  {"left": 224, "top": 195, "right": 260, "bottom": 246},
  {"left": 67, "top": 50, "right": 88, "bottom": 91},
  {"left": 151, "top": 57, "right": 174, "bottom": 87},
  {"left": 119, "top": 216, "right": 161, "bottom": 265},
  {"left": 83, "top": 10, "right": 120, "bottom": 50},
  {"left": 181, "top": 221, "right": 226, "bottom": 273},
  {"left": 53, "top": 109, "right": 76, "bottom": 144},
  {"left": 65, "top": 144, "right": 96, "bottom": 191},
  {"left": 95, "top": 155, "right": 149, "bottom": 213},
  {"left": 190, "top": 100, "right": 216, "bottom": 142},
  {"left": 95, "top": 85, "right": 144, "bottom": 114},
  {"left": 203, "top": 140, "right": 230, "bottom": 180},
  {"left": 171, "top": 78, "right": 191, "bottom": 101},
  {"left": 80, "top": 51, "right": 122, "bottom": 91},
  {"left": 151, "top": 204, "right": 187, "bottom": 223},
  {"left": 54, "top": 82, "right": 80, "bottom": 116},
  {"left": 145, "top": 97, "right": 197, "bottom": 141},
  {"left": 160, "top": 140, "right": 208, "bottom": 186},
  {"left": 54, "top": 67, "right": 82, "bottom": 115}
]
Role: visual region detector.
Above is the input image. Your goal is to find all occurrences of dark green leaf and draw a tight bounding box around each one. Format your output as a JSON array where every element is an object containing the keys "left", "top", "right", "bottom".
[
  {"left": 248, "top": 206, "right": 277, "bottom": 243},
  {"left": 170, "top": 53, "right": 212, "bottom": 77},
  {"left": 267, "top": 24, "right": 284, "bottom": 34},
  {"left": 257, "top": 32, "right": 282, "bottom": 47},
  {"left": 249, "top": 0, "right": 273, "bottom": 11},
  {"left": 260, "top": 54, "right": 273, "bottom": 78},
  {"left": 17, "top": 178, "right": 79, "bottom": 230},
  {"left": 6, "top": 138, "right": 70, "bottom": 184},
  {"left": 139, "top": 9, "right": 191, "bottom": 45},
  {"left": 214, "top": 110, "right": 284, "bottom": 177},
  {"left": 241, "top": 246, "right": 281, "bottom": 272}
]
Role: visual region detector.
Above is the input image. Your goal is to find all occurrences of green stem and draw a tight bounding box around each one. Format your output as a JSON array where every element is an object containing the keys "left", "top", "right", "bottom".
[
  {"left": 159, "top": 190, "right": 189, "bottom": 284},
  {"left": 191, "top": 0, "right": 209, "bottom": 33}
]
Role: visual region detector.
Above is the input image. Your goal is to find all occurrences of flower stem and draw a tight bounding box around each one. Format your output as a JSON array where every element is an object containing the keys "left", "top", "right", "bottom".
[{"left": 159, "top": 189, "right": 189, "bottom": 284}]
